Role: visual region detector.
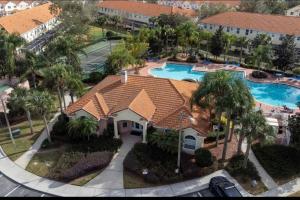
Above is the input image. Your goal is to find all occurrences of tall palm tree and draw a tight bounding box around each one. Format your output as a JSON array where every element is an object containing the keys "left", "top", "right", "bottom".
[
  {"left": 199, "top": 30, "right": 213, "bottom": 60},
  {"left": 67, "top": 117, "right": 98, "bottom": 141},
  {"left": 45, "top": 34, "right": 86, "bottom": 73},
  {"left": 221, "top": 78, "right": 254, "bottom": 162},
  {"left": 236, "top": 36, "right": 249, "bottom": 64},
  {"left": 28, "top": 90, "right": 55, "bottom": 143},
  {"left": 8, "top": 88, "right": 34, "bottom": 135},
  {"left": 43, "top": 64, "right": 69, "bottom": 112},
  {"left": 223, "top": 33, "right": 237, "bottom": 62},
  {"left": 176, "top": 22, "right": 198, "bottom": 57},
  {"left": 65, "top": 71, "right": 84, "bottom": 103},
  {"left": 238, "top": 110, "right": 276, "bottom": 168},
  {"left": 251, "top": 44, "right": 273, "bottom": 70}
]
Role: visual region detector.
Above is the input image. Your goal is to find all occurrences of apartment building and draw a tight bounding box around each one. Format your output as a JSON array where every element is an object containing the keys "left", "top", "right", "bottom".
[
  {"left": 286, "top": 4, "right": 300, "bottom": 17},
  {"left": 0, "top": 2, "right": 58, "bottom": 43},
  {"left": 97, "top": 0, "right": 198, "bottom": 29},
  {"left": 200, "top": 12, "right": 300, "bottom": 48},
  {"left": 0, "top": 1, "right": 40, "bottom": 16},
  {"left": 157, "top": 0, "right": 240, "bottom": 10}
]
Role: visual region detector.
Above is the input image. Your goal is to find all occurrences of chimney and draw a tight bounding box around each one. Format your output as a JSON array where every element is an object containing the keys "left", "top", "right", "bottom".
[{"left": 121, "top": 70, "right": 128, "bottom": 84}]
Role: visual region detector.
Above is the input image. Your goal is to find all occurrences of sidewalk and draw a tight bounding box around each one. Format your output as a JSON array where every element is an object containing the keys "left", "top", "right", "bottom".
[
  {"left": 259, "top": 178, "right": 300, "bottom": 197},
  {"left": 0, "top": 145, "right": 252, "bottom": 197},
  {"left": 241, "top": 140, "right": 278, "bottom": 190},
  {"left": 84, "top": 133, "right": 141, "bottom": 189}
]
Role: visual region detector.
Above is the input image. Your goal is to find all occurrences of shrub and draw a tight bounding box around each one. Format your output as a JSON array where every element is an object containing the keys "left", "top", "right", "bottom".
[
  {"left": 102, "top": 123, "right": 115, "bottom": 138},
  {"left": 60, "top": 151, "right": 113, "bottom": 181},
  {"left": 292, "top": 67, "right": 300, "bottom": 75},
  {"left": 123, "top": 150, "right": 143, "bottom": 174},
  {"left": 51, "top": 114, "right": 69, "bottom": 137},
  {"left": 251, "top": 71, "right": 268, "bottom": 79},
  {"left": 225, "top": 155, "right": 260, "bottom": 181},
  {"left": 144, "top": 171, "right": 160, "bottom": 184},
  {"left": 186, "top": 55, "right": 198, "bottom": 63},
  {"left": 88, "top": 72, "right": 105, "bottom": 84},
  {"left": 41, "top": 139, "right": 50, "bottom": 149},
  {"left": 289, "top": 114, "right": 300, "bottom": 148},
  {"left": 147, "top": 130, "right": 178, "bottom": 154},
  {"left": 252, "top": 144, "right": 300, "bottom": 179},
  {"left": 195, "top": 148, "right": 213, "bottom": 167}
]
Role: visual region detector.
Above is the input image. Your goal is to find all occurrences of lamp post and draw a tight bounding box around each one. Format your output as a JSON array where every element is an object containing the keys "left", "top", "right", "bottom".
[
  {"left": 176, "top": 111, "right": 196, "bottom": 174},
  {"left": 0, "top": 94, "right": 15, "bottom": 146}
]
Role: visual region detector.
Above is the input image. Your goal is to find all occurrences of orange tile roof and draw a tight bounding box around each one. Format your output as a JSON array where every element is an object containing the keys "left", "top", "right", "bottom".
[
  {"left": 0, "top": 2, "right": 56, "bottom": 34},
  {"left": 201, "top": 11, "right": 300, "bottom": 35},
  {"left": 65, "top": 75, "right": 210, "bottom": 136},
  {"left": 98, "top": 0, "right": 197, "bottom": 17}
]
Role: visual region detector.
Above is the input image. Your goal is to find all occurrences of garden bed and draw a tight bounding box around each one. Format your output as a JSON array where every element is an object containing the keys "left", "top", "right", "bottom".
[
  {"left": 252, "top": 144, "right": 300, "bottom": 185},
  {"left": 225, "top": 155, "right": 267, "bottom": 195}
]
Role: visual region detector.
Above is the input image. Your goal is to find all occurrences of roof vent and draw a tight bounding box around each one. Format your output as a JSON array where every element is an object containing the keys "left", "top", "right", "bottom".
[{"left": 121, "top": 70, "right": 128, "bottom": 84}]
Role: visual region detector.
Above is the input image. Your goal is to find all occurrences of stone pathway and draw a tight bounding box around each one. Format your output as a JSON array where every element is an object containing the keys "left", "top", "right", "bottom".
[
  {"left": 241, "top": 140, "right": 279, "bottom": 190},
  {"left": 84, "top": 133, "right": 141, "bottom": 189}
]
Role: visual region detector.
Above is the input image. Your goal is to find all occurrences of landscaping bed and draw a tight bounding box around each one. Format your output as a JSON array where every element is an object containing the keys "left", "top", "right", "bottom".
[
  {"left": 123, "top": 143, "right": 218, "bottom": 188},
  {"left": 225, "top": 155, "right": 267, "bottom": 195},
  {"left": 252, "top": 144, "right": 300, "bottom": 185}
]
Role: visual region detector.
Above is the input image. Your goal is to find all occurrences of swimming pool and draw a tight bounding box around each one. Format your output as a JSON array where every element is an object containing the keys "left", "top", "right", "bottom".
[{"left": 150, "top": 63, "right": 300, "bottom": 109}]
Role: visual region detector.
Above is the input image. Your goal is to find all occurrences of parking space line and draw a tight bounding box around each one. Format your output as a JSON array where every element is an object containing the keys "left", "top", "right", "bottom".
[
  {"left": 41, "top": 194, "right": 45, "bottom": 197},
  {"left": 4, "top": 185, "right": 21, "bottom": 197}
]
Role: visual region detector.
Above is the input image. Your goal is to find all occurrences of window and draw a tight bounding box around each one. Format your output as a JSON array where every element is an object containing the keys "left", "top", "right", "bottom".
[
  {"left": 279, "top": 34, "right": 284, "bottom": 41},
  {"left": 226, "top": 27, "right": 230, "bottom": 32},
  {"left": 123, "top": 122, "right": 127, "bottom": 128},
  {"left": 250, "top": 30, "right": 253, "bottom": 34},
  {"left": 297, "top": 37, "right": 300, "bottom": 41},
  {"left": 204, "top": 24, "right": 207, "bottom": 29},
  {"left": 135, "top": 123, "right": 140, "bottom": 129},
  {"left": 184, "top": 135, "right": 196, "bottom": 150},
  {"left": 290, "top": 12, "right": 294, "bottom": 15},
  {"left": 236, "top": 28, "right": 240, "bottom": 34},
  {"left": 209, "top": 25, "right": 212, "bottom": 30},
  {"left": 245, "top": 29, "right": 249, "bottom": 35}
]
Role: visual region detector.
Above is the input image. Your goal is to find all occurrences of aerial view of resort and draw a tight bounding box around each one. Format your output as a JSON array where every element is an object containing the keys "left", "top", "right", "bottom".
[{"left": 0, "top": 0, "right": 299, "bottom": 197}]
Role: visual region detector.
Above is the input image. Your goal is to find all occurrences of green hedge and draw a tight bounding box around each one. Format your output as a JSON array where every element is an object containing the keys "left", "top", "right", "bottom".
[{"left": 195, "top": 148, "right": 213, "bottom": 167}]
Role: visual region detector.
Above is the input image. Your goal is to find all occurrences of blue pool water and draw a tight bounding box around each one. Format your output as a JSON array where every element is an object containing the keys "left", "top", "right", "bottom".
[{"left": 150, "top": 63, "right": 300, "bottom": 109}]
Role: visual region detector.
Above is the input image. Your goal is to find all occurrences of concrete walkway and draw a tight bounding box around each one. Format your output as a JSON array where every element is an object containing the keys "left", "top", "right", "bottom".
[
  {"left": 241, "top": 140, "right": 279, "bottom": 190},
  {"left": 259, "top": 178, "right": 300, "bottom": 197},
  {"left": 15, "top": 95, "right": 73, "bottom": 169},
  {"left": 84, "top": 133, "right": 141, "bottom": 189}
]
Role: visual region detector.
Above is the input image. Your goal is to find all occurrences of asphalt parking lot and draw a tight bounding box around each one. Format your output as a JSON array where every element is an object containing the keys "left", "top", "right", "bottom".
[
  {"left": 80, "top": 40, "right": 119, "bottom": 73},
  {"left": 180, "top": 188, "right": 215, "bottom": 197},
  {"left": 0, "top": 173, "right": 53, "bottom": 197}
]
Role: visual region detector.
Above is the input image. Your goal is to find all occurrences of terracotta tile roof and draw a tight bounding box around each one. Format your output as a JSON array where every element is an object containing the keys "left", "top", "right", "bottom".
[
  {"left": 65, "top": 75, "right": 210, "bottom": 136},
  {"left": 0, "top": 2, "right": 56, "bottom": 34},
  {"left": 98, "top": 0, "right": 197, "bottom": 17},
  {"left": 201, "top": 11, "right": 300, "bottom": 35},
  {"left": 167, "top": 0, "right": 240, "bottom": 7}
]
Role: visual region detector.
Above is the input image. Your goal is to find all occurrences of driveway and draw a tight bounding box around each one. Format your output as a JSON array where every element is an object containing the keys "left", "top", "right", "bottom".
[{"left": 84, "top": 133, "right": 141, "bottom": 189}]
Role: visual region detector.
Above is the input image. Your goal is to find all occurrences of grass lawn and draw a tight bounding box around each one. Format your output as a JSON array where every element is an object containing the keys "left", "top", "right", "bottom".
[
  {"left": 86, "top": 26, "right": 105, "bottom": 43},
  {"left": 252, "top": 144, "right": 300, "bottom": 185},
  {"left": 0, "top": 119, "right": 45, "bottom": 161},
  {"left": 123, "top": 170, "right": 157, "bottom": 189}
]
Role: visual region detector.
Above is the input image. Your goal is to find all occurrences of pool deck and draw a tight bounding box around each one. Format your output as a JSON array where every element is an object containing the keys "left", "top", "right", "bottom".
[{"left": 138, "top": 60, "right": 300, "bottom": 114}]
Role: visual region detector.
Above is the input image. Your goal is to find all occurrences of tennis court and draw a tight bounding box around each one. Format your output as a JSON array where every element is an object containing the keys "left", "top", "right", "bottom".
[{"left": 79, "top": 40, "right": 119, "bottom": 73}]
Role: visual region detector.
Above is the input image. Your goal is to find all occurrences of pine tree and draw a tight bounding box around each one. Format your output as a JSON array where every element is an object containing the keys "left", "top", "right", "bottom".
[{"left": 210, "top": 26, "right": 224, "bottom": 59}]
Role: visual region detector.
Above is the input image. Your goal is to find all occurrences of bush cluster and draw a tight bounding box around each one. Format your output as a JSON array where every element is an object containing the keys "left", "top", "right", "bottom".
[
  {"left": 225, "top": 154, "right": 260, "bottom": 182},
  {"left": 60, "top": 151, "right": 113, "bottom": 181},
  {"left": 194, "top": 148, "right": 213, "bottom": 167},
  {"left": 292, "top": 67, "right": 300, "bottom": 75},
  {"left": 251, "top": 71, "right": 268, "bottom": 79},
  {"left": 83, "top": 72, "right": 106, "bottom": 84}
]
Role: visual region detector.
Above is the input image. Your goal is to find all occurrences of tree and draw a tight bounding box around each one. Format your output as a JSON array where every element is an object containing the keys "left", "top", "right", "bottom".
[
  {"left": 250, "top": 34, "right": 271, "bottom": 50},
  {"left": 176, "top": 22, "right": 199, "bottom": 58},
  {"left": 156, "top": 14, "right": 189, "bottom": 29},
  {"left": 198, "top": 30, "right": 213, "bottom": 59},
  {"left": 250, "top": 44, "right": 273, "bottom": 69},
  {"left": 288, "top": 114, "right": 300, "bottom": 149},
  {"left": 67, "top": 117, "right": 98, "bottom": 141},
  {"left": 238, "top": 110, "right": 276, "bottom": 168},
  {"left": 273, "top": 35, "right": 296, "bottom": 72},
  {"left": 96, "top": 15, "right": 108, "bottom": 37},
  {"left": 65, "top": 71, "right": 84, "bottom": 103},
  {"left": 45, "top": 34, "right": 86, "bottom": 73},
  {"left": 239, "top": 0, "right": 287, "bottom": 15},
  {"left": 7, "top": 88, "right": 34, "bottom": 135},
  {"left": 28, "top": 90, "right": 55, "bottom": 143},
  {"left": 110, "top": 15, "right": 122, "bottom": 29},
  {"left": 235, "top": 36, "right": 249, "bottom": 64},
  {"left": 0, "top": 31, "right": 25, "bottom": 80},
  {"left": 105, "top": 41, "right": 134, "bottom": 75},
  {"left": 198, "top": 3, "right": 235, "bottom": 19},
  {"left": 210, "top": 26, "right": 224, "bottom": 59},
  {"left": 43, "top": 64, "right": 70, "bottom": 113},
  {"left": 50, "top": 0, "right": 97, "bottom": 36},
  {"left": 223, "top": 33, "right": 237, "bottom": 62}
]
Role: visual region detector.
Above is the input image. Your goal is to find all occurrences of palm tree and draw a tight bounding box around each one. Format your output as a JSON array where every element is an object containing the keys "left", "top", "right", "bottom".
[
  {"left": 43, "top": 64, "right": 69, "bottom": 112},
  {"left": 65, "top": 71, "right": 84, "bottom": 103},
  {"left": 221, "top": 78, "right": 254, "bottom": 162},
  {"left": 8, "top": 88, "right": 34, "bottom": 135},
  {"left": 235, "top": 36, "right": 249, "bottom": 64},
  {"left": 223, "top": 33, "right": 237, "bottom": 62},
  {"left": 239, "top": 110, "right": 276, "bottom": 168},
  {"left": 28, "top": 90, "right": 55, "bottom": 143},
  {"left": 199, "top": 30, "right": 213, "bottom": 60},
  {"left": 67, "top": 117, "right": 98, "bottom": 141},
  {"left": 45, "top": 34, "right": 86, "bottom": 73},
  {"left": 250, "top": 44, "right": 273, "bottom": 70},
  {"left": 0, "top": 31, "right": 25, "bottom": 81},
  {"left": 176, "top": 22, "right": 198, "bottom": 57}
]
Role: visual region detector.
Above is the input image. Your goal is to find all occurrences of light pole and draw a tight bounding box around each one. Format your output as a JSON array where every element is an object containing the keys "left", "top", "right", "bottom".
[
  {"left": 176, "top": 111, "right": 196, "bottom": 174},
  {"left": 0, "top": 94, "right": 15, "bottom": 146}
]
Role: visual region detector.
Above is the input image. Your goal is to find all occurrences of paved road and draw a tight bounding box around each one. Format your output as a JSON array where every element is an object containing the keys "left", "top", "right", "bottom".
[{"left": 0, "top": 172, "right": 53, "bottom": 197}]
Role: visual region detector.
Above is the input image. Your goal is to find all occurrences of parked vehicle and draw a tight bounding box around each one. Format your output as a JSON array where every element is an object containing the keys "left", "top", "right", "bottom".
[{"left": 209, "top": 176, "right": 242, "bottom": 197}]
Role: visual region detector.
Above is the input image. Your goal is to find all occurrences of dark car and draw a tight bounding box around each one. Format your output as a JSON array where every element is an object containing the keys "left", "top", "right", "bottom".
[{"left": 209, "top": 176, "right": 242, "bottom": 197}]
